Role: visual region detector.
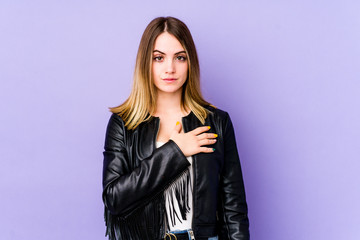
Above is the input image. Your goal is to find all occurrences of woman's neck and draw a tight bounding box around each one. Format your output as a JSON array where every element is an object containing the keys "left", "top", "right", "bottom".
[{"left": 154, "top": 91, "right": 189, "bottom": 117}]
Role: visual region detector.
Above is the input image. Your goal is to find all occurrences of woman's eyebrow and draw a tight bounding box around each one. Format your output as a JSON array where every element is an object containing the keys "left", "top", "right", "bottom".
[
  {"left": 153, "top": 50, "right": 186, "bottom": 55},
  {"left": 174, "top": 51, "right": 186, "bottom": 55},
  {"left": 153, "top": 50, "right": 165, "bottom": 54}
]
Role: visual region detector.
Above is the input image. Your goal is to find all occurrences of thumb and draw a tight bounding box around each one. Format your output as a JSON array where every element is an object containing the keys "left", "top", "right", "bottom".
[{"left": 174, "top": 121, "right": 182, "bottom": 133}]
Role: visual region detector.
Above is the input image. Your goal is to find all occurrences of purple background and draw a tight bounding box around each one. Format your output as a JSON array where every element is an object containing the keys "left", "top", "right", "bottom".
[{"left": 1, "top": 1, "right": 359, "bottom": 239}]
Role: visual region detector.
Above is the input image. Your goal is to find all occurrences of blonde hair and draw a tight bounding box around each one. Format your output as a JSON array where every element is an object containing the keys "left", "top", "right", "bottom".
[{"left": 109, "top": 16, "right": 214, "bottom": 130}]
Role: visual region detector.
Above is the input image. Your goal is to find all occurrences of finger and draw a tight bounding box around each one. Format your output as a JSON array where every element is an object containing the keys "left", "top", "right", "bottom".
[
  {"left": 199, "top": 138, "right": 217, "bottom": 146},
  {"left": 197, "top": 133, "right": 218, "bottom": 140},
  {"left": 199, "top": 147, "right": 215, "bottom": 153},
  {"left": 191, "top": 126, "right": 211, "bottom": 136}
]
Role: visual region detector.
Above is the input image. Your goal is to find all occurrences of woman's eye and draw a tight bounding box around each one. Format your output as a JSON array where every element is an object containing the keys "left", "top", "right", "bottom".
[
  {"left": 153, "top": 56, "right": 163, "bottom": 61},
  {"left": 176, "top": 56, "right": 187, "bottom": 61}
]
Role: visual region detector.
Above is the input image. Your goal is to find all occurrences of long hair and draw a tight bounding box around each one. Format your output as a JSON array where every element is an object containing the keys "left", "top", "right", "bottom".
[{"left": 110, "top": 16, "right": 213, "bottom": 130}]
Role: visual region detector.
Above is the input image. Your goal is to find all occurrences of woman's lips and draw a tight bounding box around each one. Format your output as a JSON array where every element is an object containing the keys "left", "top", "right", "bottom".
[{"left": 162, "top": 78, "right": 177, "bottom": 82}]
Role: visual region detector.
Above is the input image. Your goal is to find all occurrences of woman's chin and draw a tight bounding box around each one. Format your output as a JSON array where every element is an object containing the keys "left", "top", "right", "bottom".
[{"left": 156, "top": 86, "right": 183, "bottom": 95}]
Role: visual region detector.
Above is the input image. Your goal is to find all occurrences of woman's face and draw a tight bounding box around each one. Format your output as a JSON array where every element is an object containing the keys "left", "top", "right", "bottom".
[{"left": 152, "top": 32, "right": 188, "bottom": 96}]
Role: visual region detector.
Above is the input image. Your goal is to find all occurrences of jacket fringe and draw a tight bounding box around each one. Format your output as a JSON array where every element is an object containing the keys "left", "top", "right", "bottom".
[{"left": 104, "top": 168, "right": 191, "bottom": 240}]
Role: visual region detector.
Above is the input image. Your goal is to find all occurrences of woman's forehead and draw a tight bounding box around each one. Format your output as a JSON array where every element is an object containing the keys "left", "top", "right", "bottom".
[{"left": 153, "top": 32, "right": 185, "bottom": 54}]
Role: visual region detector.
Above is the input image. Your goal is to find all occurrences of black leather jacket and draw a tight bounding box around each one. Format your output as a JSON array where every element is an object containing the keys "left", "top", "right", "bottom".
[{"left": 102, "top": 105, "right": 249, "bottom": 240}]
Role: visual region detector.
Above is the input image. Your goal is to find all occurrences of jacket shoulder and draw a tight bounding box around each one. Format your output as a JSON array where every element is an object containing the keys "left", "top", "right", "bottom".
[
  {"left": 109, "top": 112, "right": 125, "bottom": 122},
  {"left": 205, "top": 105, "right": 230, "bottom": 121},
  {"left": 104, "top": 113, "right": 127, "bottom": 150},
  {"left": 106, "top": 113, "right": 127, "bottom": 133}
]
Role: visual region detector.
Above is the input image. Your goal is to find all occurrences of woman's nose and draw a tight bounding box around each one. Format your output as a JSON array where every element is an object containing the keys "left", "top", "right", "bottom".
[{"left": 165, "top": 59, "right": 175, "bottom": 73}]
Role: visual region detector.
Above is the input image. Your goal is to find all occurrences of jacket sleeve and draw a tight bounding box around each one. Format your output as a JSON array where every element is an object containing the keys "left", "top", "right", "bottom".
[
  {"left": 219, "top": 112, "right": 250, "bottom": 240},
  {"left": 102, "top": 113, "right": 190, "bottom": 217}
]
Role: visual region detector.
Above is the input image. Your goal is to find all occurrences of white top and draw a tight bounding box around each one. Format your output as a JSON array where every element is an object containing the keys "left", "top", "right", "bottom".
[{"left": 156, "top": 141, "right": 193, "bottom": 231}]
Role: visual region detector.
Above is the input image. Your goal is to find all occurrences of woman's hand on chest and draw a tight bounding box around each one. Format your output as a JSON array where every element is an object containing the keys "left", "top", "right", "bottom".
[{"left": 169, "top": 121, "right": 218, "bottom": 157}]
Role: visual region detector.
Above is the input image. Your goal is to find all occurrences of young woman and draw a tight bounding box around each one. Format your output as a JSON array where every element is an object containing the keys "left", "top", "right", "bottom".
[{"left": 102, "top": 17, "right": 249, "bottom": 240}]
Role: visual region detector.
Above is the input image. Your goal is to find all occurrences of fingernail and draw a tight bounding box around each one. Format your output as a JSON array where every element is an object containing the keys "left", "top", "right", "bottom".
[
  {"left": 176, "top": 121, "right": 180, "bottom": 125},
  {"left": 212, "top": 148, "right": 216, "bottom": 152},
  {"left": 208, "top": 126, "right": 211, "bottom": 129},
  {"left": 214, "top": 134, "right": 218, "bottom": 137}
]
